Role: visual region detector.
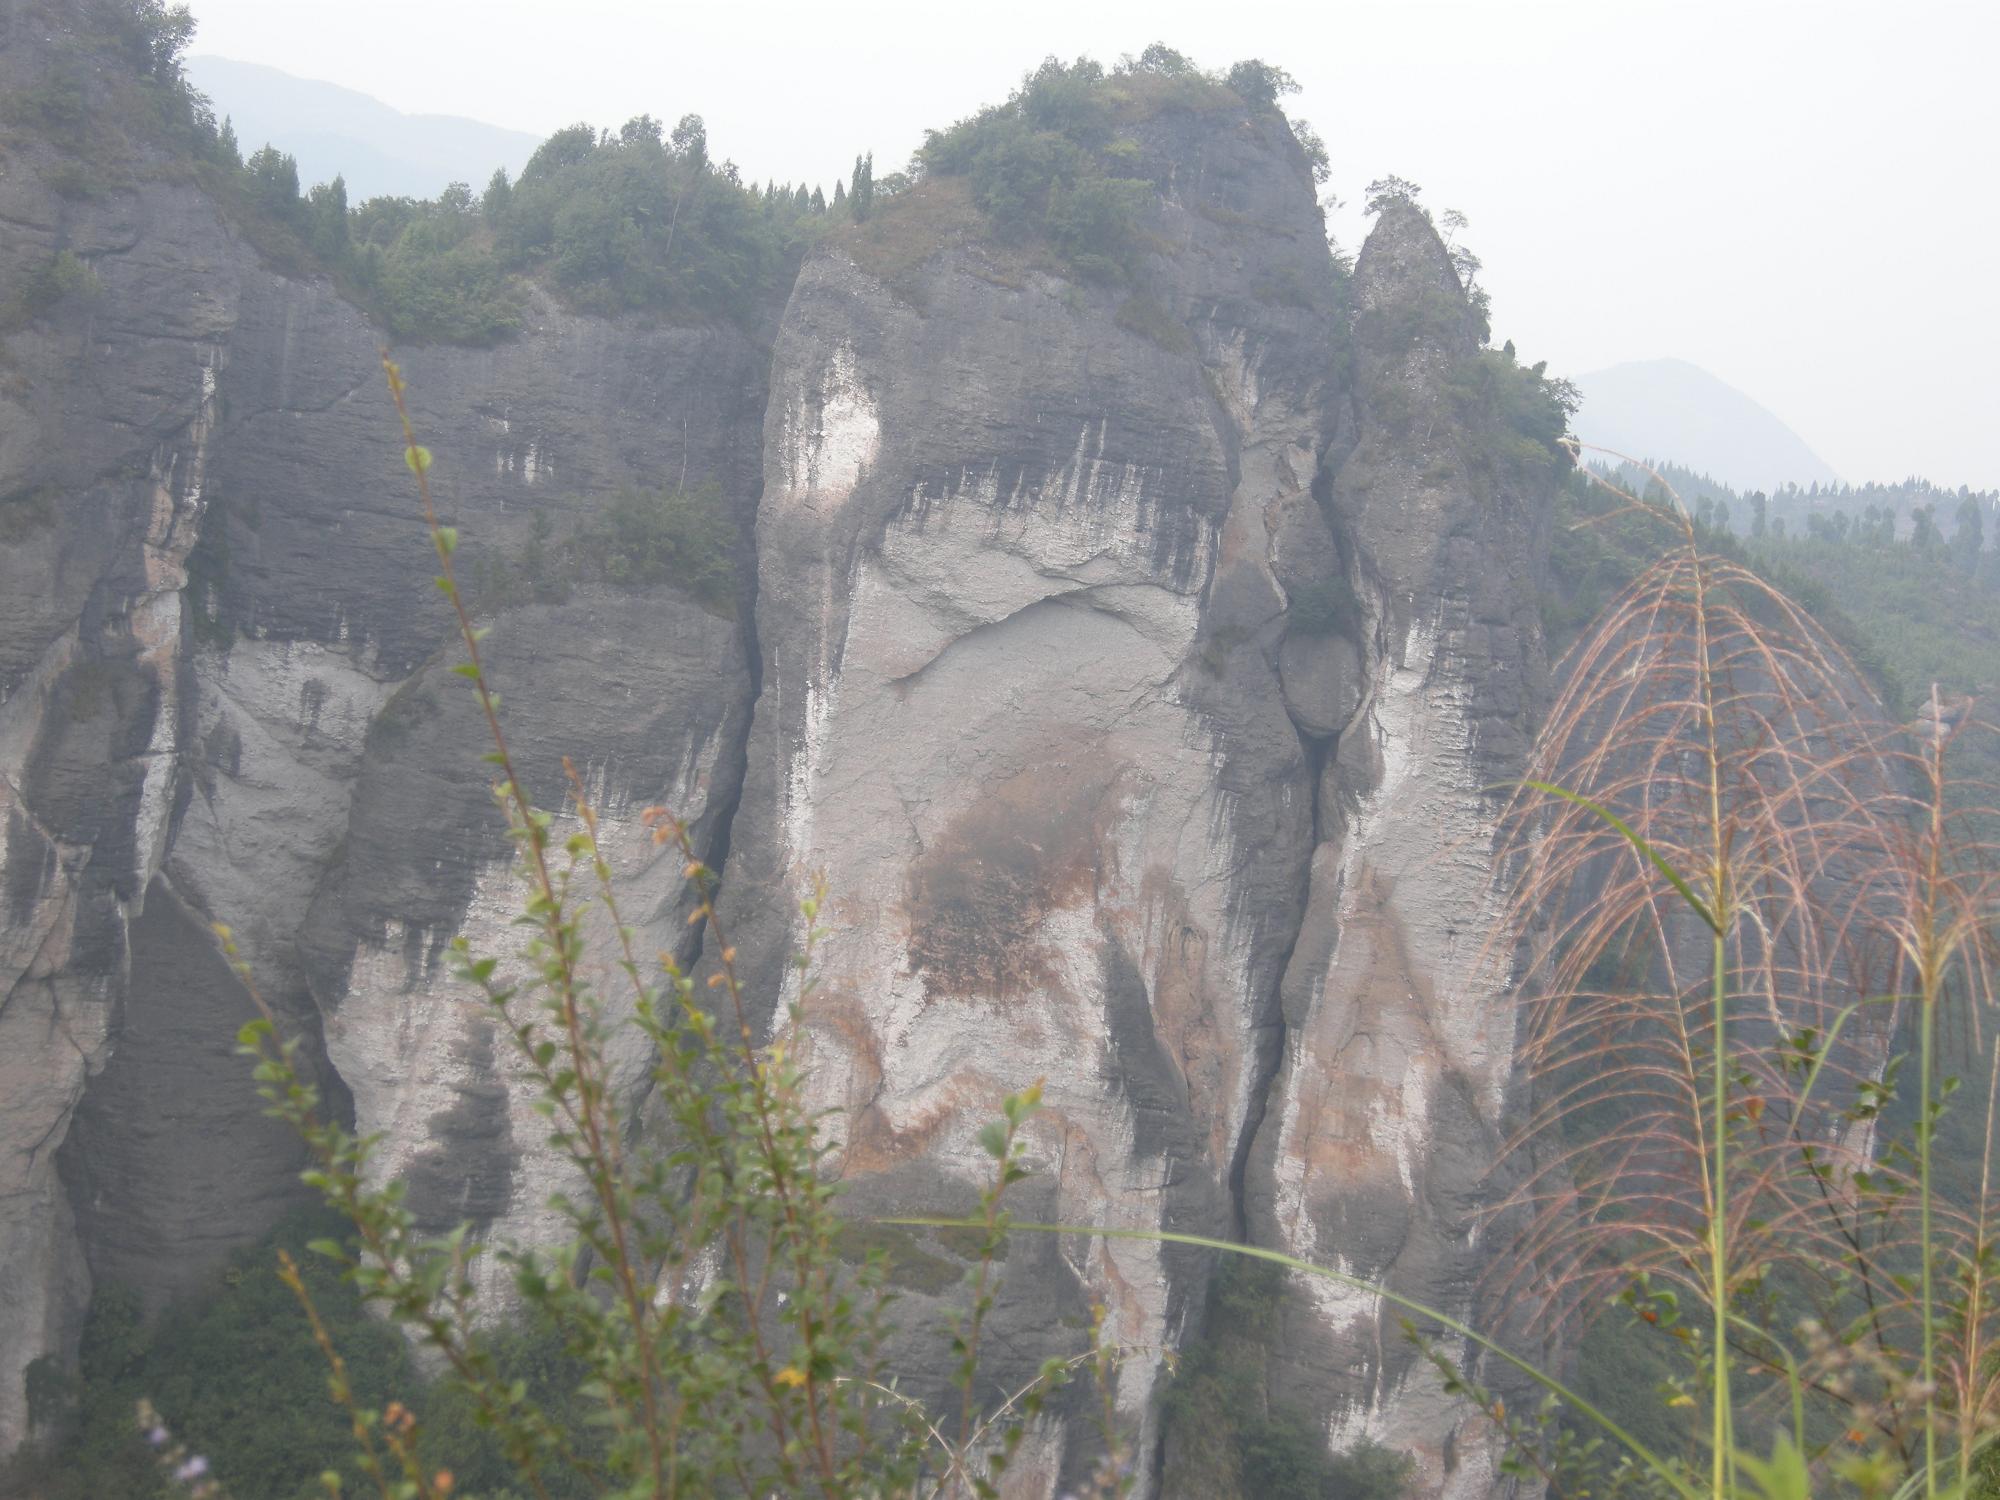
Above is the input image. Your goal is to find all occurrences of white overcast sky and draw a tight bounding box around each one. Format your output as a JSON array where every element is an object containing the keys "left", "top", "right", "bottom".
[{"left": 182, "top": 0, "right": 1998, "bottom": 491}]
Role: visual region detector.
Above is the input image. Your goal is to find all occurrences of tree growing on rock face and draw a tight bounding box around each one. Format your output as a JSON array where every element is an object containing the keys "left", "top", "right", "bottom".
[
  {"left": 124, "top": 0, "right": 195, "bottom": 80},
  {"left": 1223, "top": 58, "right": 1299, "bottom": 107},
  {"left": 1365, "top": 174, "right": 1423, "bottom": 213}
]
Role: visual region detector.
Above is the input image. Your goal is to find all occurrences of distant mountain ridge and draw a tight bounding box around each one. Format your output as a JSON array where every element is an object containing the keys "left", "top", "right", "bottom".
[
  {"left": 1573, "top": 356, "right": 1841, "bottom": 494},
  {"left": 185, "top": 55, "right": 540, "bottom": 201}
]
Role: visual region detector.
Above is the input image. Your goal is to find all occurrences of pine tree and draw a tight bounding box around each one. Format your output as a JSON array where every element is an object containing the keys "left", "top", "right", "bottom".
[
  {"left": 245, "top": 146, "right": 301, "bottom": 217},
  {"left": 307, "top": 174, "right": 349, "bottom": 260},
  {"left": 851, "top": 151, "right": 875, "bottom": 222},
  {"left": 1954, "top": 492, "right": 1986, "bottom": 574}
]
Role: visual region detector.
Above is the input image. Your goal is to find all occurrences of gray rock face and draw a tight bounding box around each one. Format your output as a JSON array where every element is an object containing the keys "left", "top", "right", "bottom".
[
  {"left": 0, "top": 18, "right": 1568, "bottom": 1492},
  {"left": 298, "top": 589, "right": 752, "bottom": 1291},
  {"left": 0, "top": 2, "right": 769, "bottom": 1444},
  {"left": 1242, "top": 202, "right": 1550, "bottom": 1498},
  {"left": 710, "top": 111, "right": 1541, "bottom": 1491}
]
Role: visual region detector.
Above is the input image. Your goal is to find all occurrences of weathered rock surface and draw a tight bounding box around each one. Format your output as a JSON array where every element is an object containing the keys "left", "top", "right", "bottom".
[
  {"left": 0, "top": 0, "right": 769, "bottom": 1444},
  {"left": 1242, "top": 202, "right": 1550, "bottom": 1498},
  {"left": 712, "top": 103, "right": 1504, "bottom": 1496},
  {"left": 0, "top": 13, "right": 1573, "bottom": 1493},
  {"left": 298, "top": 589, "right": 753, "bottom": 1293}
]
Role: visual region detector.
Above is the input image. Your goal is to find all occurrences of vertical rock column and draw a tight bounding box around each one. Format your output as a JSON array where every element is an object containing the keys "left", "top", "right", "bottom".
[
  {"left": 1245, "top": 201, "right": 1550, "bottom": 1498},
  {"left": 718, "top": 132, "right": 1346, "bottom": 1481},
  {"left": 0, "top": 323, "right": 224, "bottom": 1446}
]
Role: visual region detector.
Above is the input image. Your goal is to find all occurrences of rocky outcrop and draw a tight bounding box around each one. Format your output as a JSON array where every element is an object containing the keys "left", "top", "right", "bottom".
[
  {"left": 0, "top": 0, "right": 770, "bottom": 1444},
  {"left": 708, "top": 109, "right": 1553, "bottom": 1490},
  {"left": 1243, "top": 202, "right": 1548, "bottom": 1497},
  {"left": 0, "top": 11, "right": 1570, "bottom": 1489},
  {"left": 297, "top": 588, "right": 752, "bottom": 1293}
]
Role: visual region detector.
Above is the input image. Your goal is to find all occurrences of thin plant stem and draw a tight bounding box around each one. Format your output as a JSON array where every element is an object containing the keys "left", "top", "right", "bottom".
[{"left": 1920, "top": 965, "right": 1937, "bottom": 1499}]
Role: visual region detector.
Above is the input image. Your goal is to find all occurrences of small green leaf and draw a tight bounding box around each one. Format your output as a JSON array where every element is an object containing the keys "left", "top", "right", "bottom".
[{"left": 404, "top": 444, "right": 432, "bottom": 474}]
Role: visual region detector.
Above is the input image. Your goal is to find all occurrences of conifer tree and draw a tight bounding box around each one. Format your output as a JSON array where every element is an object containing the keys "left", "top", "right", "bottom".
[
  {"left": 307, "top": 174, "right": 348, "bottom": 260},
  {"left": 851, "top": 151, "right": 875, "bottom": 222},
  {"left": 1954, "top": 491, "right": 1985, "bottom": 573},
  {"left": 483, "top": 167, "right": 512, "bottom": 221}
]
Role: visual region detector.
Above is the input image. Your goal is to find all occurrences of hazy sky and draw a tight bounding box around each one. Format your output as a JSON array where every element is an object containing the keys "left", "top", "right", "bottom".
[{"left": 182, "top": 0, "right": 1998, "bottom": 491}]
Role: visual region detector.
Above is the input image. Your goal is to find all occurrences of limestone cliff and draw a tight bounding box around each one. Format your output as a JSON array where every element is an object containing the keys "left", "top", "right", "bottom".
[
  {"left": 0, "top": 0, "right": 768, "bottom": 1444},
  {"left": 715, "top": 96, "right": 1345, "bottom": 1490},
  {"left": 1241, "top": 201, "right": 1551, "bottom": 1498},
  {"left": 0, "top": 8, "right": 1570, "bottom": 1491}
]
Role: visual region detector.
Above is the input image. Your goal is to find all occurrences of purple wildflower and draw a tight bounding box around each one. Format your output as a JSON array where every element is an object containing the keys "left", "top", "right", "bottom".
[
  {"left": 146, "top": 1424, "right": 170, "bottom": 1447},
  {"left": 174, "top": 1455, "right": 210, "bottom": 1482}
]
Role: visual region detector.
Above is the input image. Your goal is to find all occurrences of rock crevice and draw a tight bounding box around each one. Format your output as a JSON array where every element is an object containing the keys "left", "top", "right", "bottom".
[{"left": 0, "top": 41, "right": 1563, "bottom": 1496}]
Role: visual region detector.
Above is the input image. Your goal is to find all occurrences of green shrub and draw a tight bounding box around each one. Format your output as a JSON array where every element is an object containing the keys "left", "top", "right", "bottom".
[
  {"left": 1114, "top": 290, "right": 1193, "bottom": 353},
  {"left": 470, "top": 483, "right": 739, "bottom": 617},
  {"left": 588, "top": 481, "right": 738, "bottom": 609},
  {"left": 1, "top": 249, "right": 103, "bottom": 330},
  {"left": 0, "top": 482, "right": 60, "bottom": 541},
  {"left": 374, "top": 233, "right": 520, "bottom": 344},
  {"left": 6, "top": 68, "right": 88, "bottom": 131},
  {"left": 1444, "top": 343, "right": 1576, "bottom": 486},
  {"left": 1354, "top": 285, "right": 1467, "bottom": 361},
  {"left": 915, "top": 50, "right": 1299, "bottom": 284}
]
